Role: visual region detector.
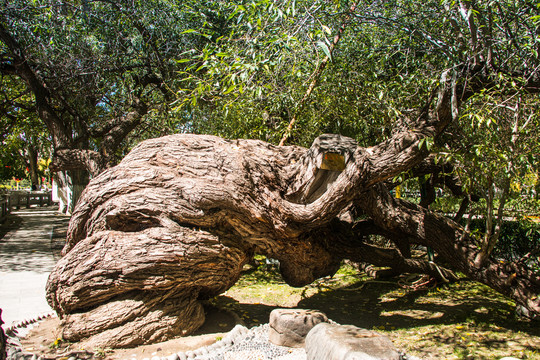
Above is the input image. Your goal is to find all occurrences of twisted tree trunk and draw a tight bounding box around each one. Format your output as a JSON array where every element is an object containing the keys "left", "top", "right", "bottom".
[
  {"left": 45, "top": 62, "right": 540, "bottom": 349},
  {"left": 46, "top": 130, "right": 539, "bottom": 348}
]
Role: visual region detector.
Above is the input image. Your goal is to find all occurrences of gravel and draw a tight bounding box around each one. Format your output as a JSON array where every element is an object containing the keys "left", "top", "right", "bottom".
[{"left": 5, "top": 317, "right": 421, "bottom": 360}]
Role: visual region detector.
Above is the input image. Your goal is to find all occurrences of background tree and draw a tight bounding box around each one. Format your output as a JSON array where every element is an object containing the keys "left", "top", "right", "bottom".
[
  {"left": 0, "top": 0, "right": 226, "bottom": 208},
  {"left": 0, "top": 76, "right": 52, "bottom": 188}
]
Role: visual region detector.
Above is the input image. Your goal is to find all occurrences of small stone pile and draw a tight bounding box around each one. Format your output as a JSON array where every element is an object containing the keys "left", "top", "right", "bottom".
[
  {"left": 267, "top": 309, "right": 403, "bottom": 360},
  {"left": 182, "top": 324, "right": 306, "bottom": 360},
  {"left": 128, "top": 309, "right": 411, "bottom": 360},
  {"left": 3, "top": 309, "right": 419, "bottom": 360}
]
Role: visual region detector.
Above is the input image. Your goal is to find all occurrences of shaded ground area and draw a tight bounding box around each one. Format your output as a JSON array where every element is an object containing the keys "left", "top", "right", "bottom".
[
  {"left": 3, "top": 210, "right": 540, "bottom": 360},
  {"left": 0, "top": 206, "right": 70, "bottom": 327},
  {"left": 0, "top": 207, "right": 69, "bottom": 272},
  {"left": 214, "top": 262, "right": 540, "bottom": 360},
  {"left": 19, "top": 305, "right": 240, "bottom": 360}
]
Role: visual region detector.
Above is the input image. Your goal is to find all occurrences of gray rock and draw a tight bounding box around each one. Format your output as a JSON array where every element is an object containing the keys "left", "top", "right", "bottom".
[
  {"left": 268, "top": 308, "right": 328, "bottom": 348},
  {"left": 176, "top": 352, "right": 187, "bottom": 360},
  {"left": 305, "top": 323, "right": 400, "bottom": 360},
  {"left": 515, "top": 305, "right": 537, "bottom": 320},
  {"left": 166, "top": 353, "right": 179, "bottom": 360}
]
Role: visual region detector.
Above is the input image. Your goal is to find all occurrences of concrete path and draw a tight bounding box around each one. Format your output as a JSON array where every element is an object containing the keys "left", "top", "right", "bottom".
[{"left": 0, "top": 206, "right": 70, "bottom": 328}]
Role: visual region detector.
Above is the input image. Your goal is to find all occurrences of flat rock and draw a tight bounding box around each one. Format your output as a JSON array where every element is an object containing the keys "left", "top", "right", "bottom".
[
  {"left": 305, "top": 323, "right": 400, "bottom": 360},
  {"left": 268, "top": 309, "right": 328, "bottom": 348}
]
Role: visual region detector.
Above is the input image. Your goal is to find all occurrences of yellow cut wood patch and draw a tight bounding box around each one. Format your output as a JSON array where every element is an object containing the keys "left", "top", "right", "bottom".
[{"left": 320, "top": 152, "right": 345, "bottom": 171}]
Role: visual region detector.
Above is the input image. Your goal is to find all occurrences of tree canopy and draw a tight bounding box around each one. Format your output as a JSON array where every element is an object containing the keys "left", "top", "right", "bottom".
[
  {"left": 2, "top": 0, "right": 540, "bottom": 335},
  {"left": 1, "top": 0, "right": 220, "bottom": 176},
  {"left": 2, "top": 0, "right": 539, "bottom": 172}
]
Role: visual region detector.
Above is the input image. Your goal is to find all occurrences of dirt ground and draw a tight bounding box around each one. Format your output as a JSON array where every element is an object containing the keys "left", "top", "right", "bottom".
[
  {"left": 16, "top": 267, "right": 540, "bottom": 360},
  {"left": 19, "top": 305, "right": 241, "bottom": 360}
]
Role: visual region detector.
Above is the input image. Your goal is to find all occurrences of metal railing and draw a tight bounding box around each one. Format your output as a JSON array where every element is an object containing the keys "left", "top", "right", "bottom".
[{"left": 0, "top": 191, "right": 53, "bottom": 223}]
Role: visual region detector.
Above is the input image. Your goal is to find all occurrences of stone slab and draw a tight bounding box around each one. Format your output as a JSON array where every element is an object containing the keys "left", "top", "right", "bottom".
[
  {"left": 268, "top": 308, "right": 328, "bottom": 348},
  {"left": 305, "top": 323, "right": 400, "bottom": 360}
]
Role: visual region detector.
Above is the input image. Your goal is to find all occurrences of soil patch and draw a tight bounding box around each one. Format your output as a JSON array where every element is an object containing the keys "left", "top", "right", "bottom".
[
  {"left": 19, "top": 305, "right": 240, "bottom": 360},
  {"left": 17, "top": 263, "right": 540, "bottom": 360}
]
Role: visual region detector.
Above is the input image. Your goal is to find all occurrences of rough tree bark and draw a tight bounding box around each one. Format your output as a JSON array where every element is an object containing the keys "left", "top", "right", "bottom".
[
  {"left": 46, "top": 131, "right": 540, "bottom": 348},
  {"left": 45, "top": 66, "right": 540, "bottom": 348}
]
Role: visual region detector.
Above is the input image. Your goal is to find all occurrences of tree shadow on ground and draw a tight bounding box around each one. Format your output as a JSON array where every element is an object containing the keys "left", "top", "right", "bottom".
[
  {"left": 0, "top": 213, "right": 23, "bottom": 240},
  {"left": 192, "top": 303, "right": 245, "bottom": 335},
  {"left": 299, "top": 279, "right": 539, "bottom": 335},
  {"left": 214, "top": 277, "right": 540, "bottom": 358},
  {"left": 216, "top": 277, "right": 539, "bottom": 337},
  {"left": 211, "top": 295, "right": 277, "bottom": 328},
  {"left": 0, "top": 209, "right": 70, "bottom": 271}
]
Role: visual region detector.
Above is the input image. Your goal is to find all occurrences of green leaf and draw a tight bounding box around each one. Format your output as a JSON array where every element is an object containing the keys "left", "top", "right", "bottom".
[
  {"left": 322, "top": 25, "right": 332, "bottom": 35},
  {"left": 223, "top": 85, "right": 236, "bottom": 94},
  {"left": 316, "top": 41, "right": 332, "bottom": 61}
]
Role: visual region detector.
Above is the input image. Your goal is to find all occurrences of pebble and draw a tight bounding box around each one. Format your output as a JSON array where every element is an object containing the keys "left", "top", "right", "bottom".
[{"left": 4, "top": 316, "right": 421, "bottom": 360}]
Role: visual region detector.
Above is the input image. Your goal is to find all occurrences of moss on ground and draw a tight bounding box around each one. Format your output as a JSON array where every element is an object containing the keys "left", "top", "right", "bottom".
[{"left": 211, "top": 259, "right": 540, "bottom": 360}]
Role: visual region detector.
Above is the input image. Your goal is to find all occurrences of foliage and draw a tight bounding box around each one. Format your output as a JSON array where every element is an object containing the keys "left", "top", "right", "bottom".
[
  {"left": 463, "top": 218, "right": 540, "bottom": 266},
  {"left": 218, "top": 261, "right": 539, "bottom": 360},
  {"left": 0, "top": 148, "right": 26, "bottom": 181},
  {"left": 172, "top": 0, "right": 439, "bottom": 146}
]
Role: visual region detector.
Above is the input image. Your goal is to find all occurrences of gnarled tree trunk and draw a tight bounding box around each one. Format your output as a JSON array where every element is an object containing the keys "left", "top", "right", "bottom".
[{"left": 46, "top": 130, "right": 540, "bottom": 348}]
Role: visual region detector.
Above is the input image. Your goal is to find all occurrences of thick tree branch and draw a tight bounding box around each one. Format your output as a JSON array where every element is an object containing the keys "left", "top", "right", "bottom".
[
  {"left": 50, "top": 149, "right": 105, "bottom": 177},
  {"left": 100, "top": 98, "right": 148, "bottom": 161},
  {"left": 358, "top": 183, "right": 540, "bottom": 314},
  {"left": 0, "top": 21, "right": 72, "bottom": 148},
  {"left": 272, "top": 71, "right": 460, "bottom": 231}
]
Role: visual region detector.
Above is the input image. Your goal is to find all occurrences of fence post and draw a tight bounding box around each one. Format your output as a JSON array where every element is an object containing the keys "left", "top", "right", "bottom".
[{"left": 0, "top": 196, "right": 6, "bottom": 223}]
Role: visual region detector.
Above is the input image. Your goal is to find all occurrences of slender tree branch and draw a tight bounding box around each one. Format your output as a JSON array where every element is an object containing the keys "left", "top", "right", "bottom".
[{"left": 279, "top": 1, "right": 358, "bottom": 146}]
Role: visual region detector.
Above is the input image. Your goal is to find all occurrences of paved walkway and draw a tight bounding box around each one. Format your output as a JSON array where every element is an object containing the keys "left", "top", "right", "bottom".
[{"left": 0, "top": 205, "right": 70, "bottom": 328}]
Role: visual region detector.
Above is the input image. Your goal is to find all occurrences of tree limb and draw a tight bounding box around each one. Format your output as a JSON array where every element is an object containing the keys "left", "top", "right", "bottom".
[{"left": 279, "top": 1, "right": 358, "bottom": 146}]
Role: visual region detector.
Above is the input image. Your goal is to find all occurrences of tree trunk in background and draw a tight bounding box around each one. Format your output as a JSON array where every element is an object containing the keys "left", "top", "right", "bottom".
[
  {"left": 46, "top": 133, "right": 540, "bottom": 348},
  {"left": 53, "top": 170, "right": 89, "bottom": 214},
  {"left": 26, "top": 144, "right": 39, "bottom": 190}
]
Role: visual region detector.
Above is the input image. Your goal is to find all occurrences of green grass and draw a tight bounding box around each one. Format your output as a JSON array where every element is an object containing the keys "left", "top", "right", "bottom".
[{"left": 212, "top": 258, "right": 540, "bottom": 360}]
